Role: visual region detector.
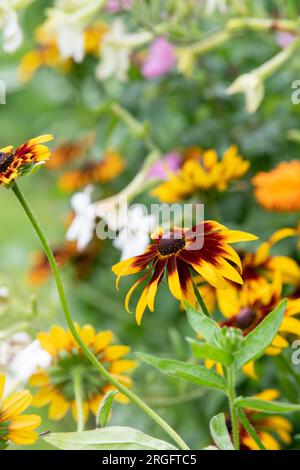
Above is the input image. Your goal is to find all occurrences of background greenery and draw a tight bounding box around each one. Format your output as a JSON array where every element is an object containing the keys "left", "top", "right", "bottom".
[{"left": 1, "top": 0, "right": 300, "bottom": 449}]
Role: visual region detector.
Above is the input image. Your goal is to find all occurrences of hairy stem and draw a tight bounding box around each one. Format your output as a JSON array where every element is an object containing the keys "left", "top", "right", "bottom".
[
  {"left": 12, "top": 181, "right": 189, "bottom": 451},
  {"left": 73, "top": 369, "right": 85, "bottom": 432},
  {"left": 227, "top": 366, "right": 240, "bottom": 450}
]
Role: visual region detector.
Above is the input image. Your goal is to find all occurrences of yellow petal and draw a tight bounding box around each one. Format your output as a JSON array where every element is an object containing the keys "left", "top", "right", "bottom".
[
  {"left": 254, "top": 389, "right": 280, "bottom": 401},
  {"left": 93, "top": 331, "right": 113, "bottom": 353},
  {"left": 279, "top": 317, "right": 300, "bottom": 336},
  {"left": 8, "top": 429, "right": 39, "bottom": 445},
  {"left": 9, "top": 414, "right": 41, "bottom": 431},
  {"left": 109, "top": 360, "right": 137, "bottom": 374},
  {"left": 103, "top": 345, "right": 130, "bottom": 361},
  {"left": 48, "top": 395, "right": 70, "bottom": 421},
  {"left": 242, "top": 361, "right": 257, "bottom": 380},
  {"left": 135, "top": 288, "right": 149, "bottom": 325},
  {"left": 79, "top": 324, "right": 96, "bottom": 346},
  {"left": 1, "top": 391, "right": 32, "bottom": 421},
  {"left": 29, "top": 134, "right": 54, "bottom": 145},
  {"left": 0, "top": 374, "right": 5, "bottom": 402}
]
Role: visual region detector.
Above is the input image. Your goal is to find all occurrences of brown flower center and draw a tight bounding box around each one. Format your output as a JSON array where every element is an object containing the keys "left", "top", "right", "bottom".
[
  {"left": 0, "top": 152, "right": 14, "bottom": 173},
  {"left": 235, "top": 307, "right": 256, "bottom": 330},
  {"left": 158, "top": 234, "right": 185, "bottom": 256}
]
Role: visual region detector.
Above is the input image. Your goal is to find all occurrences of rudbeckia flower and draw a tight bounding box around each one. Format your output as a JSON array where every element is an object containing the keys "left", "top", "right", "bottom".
[
  {"left": 29, "top": 325, "right": 136, "bottom": 422},
  {"left": 59, "top": 150, "right": 125, "bottom": 191},
  {"left": 151, "top": 146, "right": 249, "bottom": 203},
  {"left": 199, "top": 228, "right": 300, "bottom": 316},
  {"left": 112, "top": 220, "right": 257, "bottom": 324},
  {"left": 237, "top": 389, "right": 292, "bottom": 450},
  {"left": 219, "top": 273, "right": 300, "bottom": 355},
  {"left": 253, "top": 160, "right": 300, "bottom": 212},
  {"left": 0, "top": 374, "right": 41, "bottom": 449},
  {"left": 0, "top": 135, "right": 53, "bottom": 186}
]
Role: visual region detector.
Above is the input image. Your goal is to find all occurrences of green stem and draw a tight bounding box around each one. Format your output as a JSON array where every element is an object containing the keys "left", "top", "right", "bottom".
[
  {"left": 237, "top": 409, "right": 266, "bottom": 451},
  {"left": 194, "top": 286, "right": 210, "bottom": 317},
  {"left": 227, "top": 366, "right": 240, "bottom": 450},
  {"left": 73, "top": 369, "right": 85, "bottom": 432},
  {"left": 11, "top": 182, "right": 189, "bottom": 451}
]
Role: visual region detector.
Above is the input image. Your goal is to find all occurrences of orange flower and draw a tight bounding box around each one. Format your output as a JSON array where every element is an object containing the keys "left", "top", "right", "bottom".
[
  {"left": 46, "top": 134, "right": 95, "bottom": 170},
  {"left": 0, "top": 135, "right": 53, "bottom": 186},
  {"left": 59, "top": 150, "right": 125, "bottom": 192},
  {"left": 253, "top": 160, "right": 300, "bottom": 212}
]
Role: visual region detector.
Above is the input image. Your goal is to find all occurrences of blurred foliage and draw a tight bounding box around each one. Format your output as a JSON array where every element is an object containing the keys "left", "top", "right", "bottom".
[{"left": 1, "top": 0, "right": 300, "bottom": 450}]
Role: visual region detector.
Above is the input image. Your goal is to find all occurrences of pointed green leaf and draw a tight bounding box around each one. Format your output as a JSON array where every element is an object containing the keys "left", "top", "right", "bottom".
[
  {"left": 96, "top": 390, "right": 118, "bottom": 428},
  {"left": 236, "top": 397, "right": 300, "bottom": 414},
  {"left": 137, "top": 352, "right": 226, "bottom": 392},
  {"left": 43, "top": 427, "right": 177, "bottom": 450},
  {"left": 184, "top": 302, "right": 221, "bottom": 344},
  {"left": 234, "top": 300, "right": 287, "bottom": 369},
  {"left": 210, "top": 413, "right": 234, "bottom": 450},
  {"left": 187, "top": 338, "right": 233, "bottom": 366}
]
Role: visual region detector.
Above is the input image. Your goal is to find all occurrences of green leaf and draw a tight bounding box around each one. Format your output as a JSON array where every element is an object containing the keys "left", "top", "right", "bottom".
[
  {"left": 187, "top": 338, "right": 233, "bottom": 366},
  {"left": 236, "top": 397, "right": 300, "bottom": 414},
  {"left": 137, "top": 352, "right": 226, "bottom": 392},
  {"left": 209, "top": 413, "right": 234, "bottom": 450},
  {"left": 43, "top": 427, "right": 177, "bottom": 450},
  {"left": 234, "top": 300, "right": 287, "bottom": 369},
  {"left": 96, "top": 390, "right": 118, "bottom": 428},
  {"left": 184, "top": 302, "right": 221, "bottom": 344}
]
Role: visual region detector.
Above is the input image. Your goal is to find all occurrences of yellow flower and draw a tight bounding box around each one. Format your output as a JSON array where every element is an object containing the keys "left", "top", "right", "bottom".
[
  {"left": 240, "top": 390, "right": 293, "bottom": 450},
  {"left": 19, "top": 23, "right": 109, "bottom": 83},
  {"left": 58, "top": 150, "right": 125, "bottom": 192},
  {"left": 0, "top": 135, "right": 53, "bottom": 186},
  {"left": 0, "top": 374, "right": 41, "bottom": 449},
  {"left": 219, "top": 273, "right": 300, "bottom": 353},
  {"left": 253, "top": 160, "right": 300, "bottom": 212},
  {"left": 211, "top": 228, "right": 300, "bottom": 316},
  {"left": 29, "top": 325, "right": 136, "bottom": 422},
  {"left": 152, "top": 146, "right": 249, "bottom": 203},
  {"left": 112, "top": 220, "right": 257, "bottom": 324}
]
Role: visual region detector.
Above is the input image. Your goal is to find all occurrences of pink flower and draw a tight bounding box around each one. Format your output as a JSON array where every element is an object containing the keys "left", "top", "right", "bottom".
[
  {"left": 148, "top": 153, "right": 181, "bottom": 180},
  {"left": 276, "top": 32, "right": 295, "bottom": 49},
  {"left": 106, "top": 0, "right": 132, "bottom": 13},
  {"left": 142, "top": 37, "right": 176, "bottom": 79}
]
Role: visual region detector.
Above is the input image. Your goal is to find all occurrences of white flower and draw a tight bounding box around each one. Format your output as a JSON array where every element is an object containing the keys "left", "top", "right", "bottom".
[
  {"left": 44, "top": 0, "right": 105, "bottom": 63},
  {"left": 0, "top": 332, "right": 51, "bottom": 395},
  {"left": 66, "top": 186, "right": 96, "bottom": 251},
  {"left": 0, "top": 0, "right": 32, "bottom": 53},
  {"left": 113, "top": 206, "right": 155, "bottom": 260},
  {"left": 96, "top": 19, "right": 152, "bottom": 81},
  {"left": 227, "top": 72, "right": 264, "bottom": 114}
]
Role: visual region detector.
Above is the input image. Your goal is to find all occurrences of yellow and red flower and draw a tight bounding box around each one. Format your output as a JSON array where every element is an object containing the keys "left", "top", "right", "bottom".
[
  {"left": 207, "top": 228, "right": 300, "bottom": 315},
  {"left": 29, "top": 325, "right": 136, "bottom": 422},
  {"left": 0, "top": 374, "right": 41, "bottom": 449},
  {"left": 0, "top": 135, "right": 53, "bottom": 186},
  {"left": 59, "top": 150, "right": 125, "bottom": 192},
  {"left": 112, "top": 220, "right": 257, "bottom": 324},
  {"left": 219, "top": 273, "right": 300, "bottom": 355},
  {"left": 253, "top": 160, "right": 300, "bottom": 212},
  {"left": 152, "top": 146, "right": 249, "bottom": 203}
]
